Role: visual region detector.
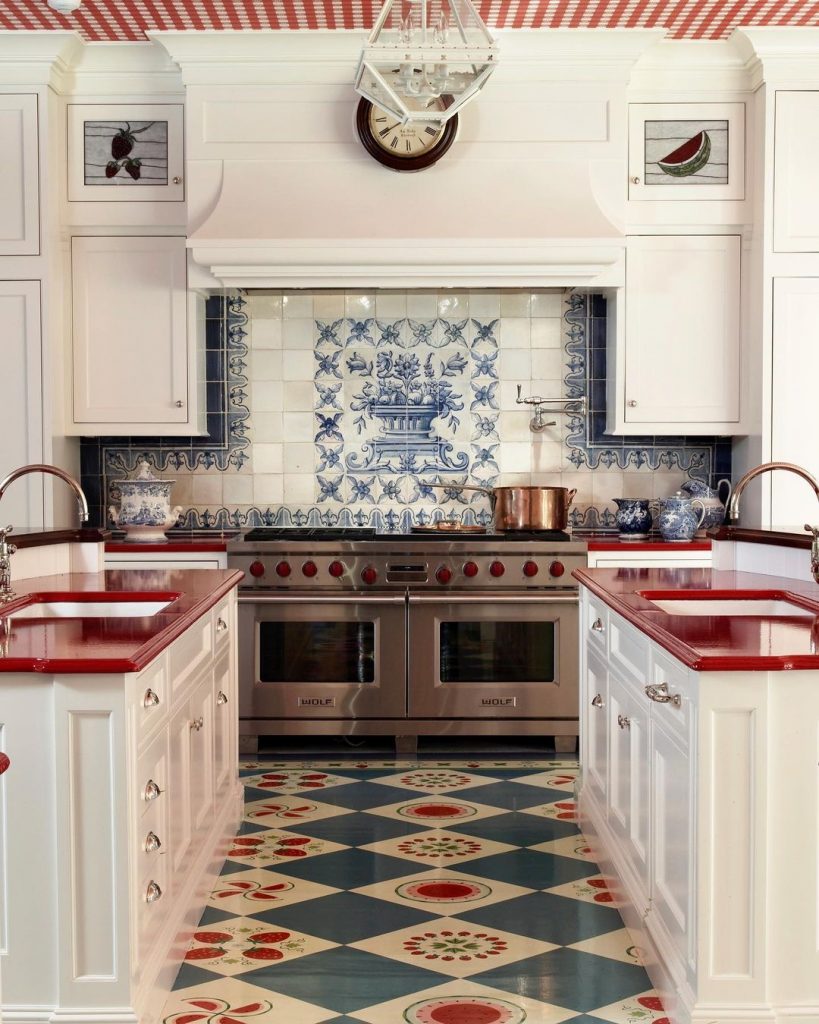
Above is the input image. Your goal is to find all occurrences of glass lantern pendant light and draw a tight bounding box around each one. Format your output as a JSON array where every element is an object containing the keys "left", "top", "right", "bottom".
[{"left": 355, "top": 0, "right": 499, "bottom": 125}]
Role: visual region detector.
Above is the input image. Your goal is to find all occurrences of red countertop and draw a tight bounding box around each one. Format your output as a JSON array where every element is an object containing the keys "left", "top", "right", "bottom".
[
  {"left": 13, "top": 527, "right": 111, "bottom": 550},
  {"left": 574, "top": 565, "right": 819, "bottom": 671},
  {"left": 585, "top": 537, "right": 711, "bottom": 552},
  {"left": 105, "top": 540, "right": 230, "bottom": 553},
  {"left": 0, "top": 568, "right": 243, "bottom": 674}
]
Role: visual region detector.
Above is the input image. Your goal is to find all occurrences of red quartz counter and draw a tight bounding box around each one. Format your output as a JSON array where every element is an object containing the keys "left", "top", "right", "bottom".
[
  {"left": 574, "top": 565, "right": 819, "bottom": 671},
  {"left": 105, "top": 540, "right": 230, "bottom": 553},
  {"left": 585, "top": 537, "right": 711, "bottom": 552},
  {"left": 0, "top": 568, "right": 243, "bottom": 674}
]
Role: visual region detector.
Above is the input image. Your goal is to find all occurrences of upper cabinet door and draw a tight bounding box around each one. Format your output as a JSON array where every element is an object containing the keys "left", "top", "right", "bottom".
[
  {"left": 0, "top": 95, "right": 39, "bottom": 256},
  {"left": 71, "top": 236, "right": 190, "bottom": 432},
  {"left": 621, "top": 235, "right": 741, "bottom": 432},
  {"left": 774, "top": 92, "right": 819, "bottom": 253}
]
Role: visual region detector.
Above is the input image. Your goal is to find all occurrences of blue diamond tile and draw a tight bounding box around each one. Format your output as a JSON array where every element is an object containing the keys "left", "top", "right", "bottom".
[
  {"left": 458, "top": 891, "right": 623, "bottom": 945},
  {"left": 560, "top": 1016, "right": 618, "bottom": 1024},
  {"left": 240, "top": 947, "right": 443, "bottom": 1013},
  {"left": 247, "top": 891, "right": 437, "bottom": 942},
  {"left": 196, "top": 905, "right": 235, "bottom": 926},
  {"left": 472, "top": 948, "right": 652, "bottom": 1012},
  {"left": 288, "top": 811, "right": 426, "bottom": 845},
  {"left": 299, "top": 781, "right": 416, "bottom": 809},
  {"left": 459, "top": 782, "right": 561, "bottom": 811},
  {"left": 172, "top": 962, "right": 223, "bottom": 990},
  {"left": 270, "top": 847, "right": 430, "bottom": 888},
  {"left": 461, "top": 850, "right": 593, "bottom": 888},
  {"left": 218, "top": 858, "right": 255, "bottom": 876},
  {"left": 449, "top": 813, "right": 578, "bottom": 846}
]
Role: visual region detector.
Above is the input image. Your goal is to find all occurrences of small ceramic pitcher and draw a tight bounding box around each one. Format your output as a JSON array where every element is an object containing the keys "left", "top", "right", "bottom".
[
  {"left": 657, "top": 492, "right": 706, "bottom": 542},
  {"left": 613, "top": 498, "right": 653, "bottom": 540},
  {"left": 679, "top": 478, "right": 731, "bottom": 534}
]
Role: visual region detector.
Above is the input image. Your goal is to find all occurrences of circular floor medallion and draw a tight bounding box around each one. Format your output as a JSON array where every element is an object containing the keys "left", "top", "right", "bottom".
[
  {"left": 403, "top": 994, "right": 526, "bottom": 1023},
  {"left": 396, "top": 878, "right": 491, "bottom": 904},
  {"left": 398, "top": 801, "right": 477, "bottom": 821}
]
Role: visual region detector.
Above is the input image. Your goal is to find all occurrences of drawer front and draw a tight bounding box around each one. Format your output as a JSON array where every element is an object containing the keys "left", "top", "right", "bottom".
[
  {"left": 134, "top": 657, "right": 168, "bottom": 749},
  {"left": 136, "top": 799, "right": 168, "bottom": 883},
  {"left": 610, "top": 615, "right": 650, "bottom": 691},
  {"left": 212, "top": 595, "right": 232, "bottom": 655},
  {"left": 586, "top": 595, "right": 609, "bottom": 656},
  {"left": 170, "top": 611, "right": 212, "bottom": 698},
  {"left": 136, "top": 855, "right": 169, "bottom": 970},
  {"left": 646, "top": 645, "right": 693, "bottom": 743},
  {"left": 136, "top": 728, "right": 168, "bottom": 819}
]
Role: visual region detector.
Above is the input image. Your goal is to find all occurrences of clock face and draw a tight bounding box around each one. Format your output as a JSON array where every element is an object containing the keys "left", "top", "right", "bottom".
[{"left": 356, "top": 98, "right": 458, "bottom": 172}]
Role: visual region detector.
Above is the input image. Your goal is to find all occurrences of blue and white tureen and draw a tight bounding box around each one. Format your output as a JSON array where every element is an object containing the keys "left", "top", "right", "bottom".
[{"left": 109, "top": 460, "right": 182, "bottom": 542}]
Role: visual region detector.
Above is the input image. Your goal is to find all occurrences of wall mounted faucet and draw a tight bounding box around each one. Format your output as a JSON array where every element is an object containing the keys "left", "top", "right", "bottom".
[{"left": 515, "top": 386, "right": 587, "bottom": 433}]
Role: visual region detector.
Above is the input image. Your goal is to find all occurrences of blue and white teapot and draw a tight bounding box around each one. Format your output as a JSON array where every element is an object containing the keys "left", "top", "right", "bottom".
[
  {"left": 679, "top": 478, "right": 731, "bottom": 533},
  {"left": 657, "top": 491, "right": 706, "bottom": 542}
]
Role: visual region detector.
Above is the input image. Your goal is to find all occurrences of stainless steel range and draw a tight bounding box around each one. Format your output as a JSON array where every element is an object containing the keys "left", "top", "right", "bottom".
[{"left": 228, "top": 528, "right": 587, "bottom": 754}]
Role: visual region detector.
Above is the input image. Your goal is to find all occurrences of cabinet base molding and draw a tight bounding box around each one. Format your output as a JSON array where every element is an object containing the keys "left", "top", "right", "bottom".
[{"left": 2, "top": 1013, "right": 139, "bottom": 1024}]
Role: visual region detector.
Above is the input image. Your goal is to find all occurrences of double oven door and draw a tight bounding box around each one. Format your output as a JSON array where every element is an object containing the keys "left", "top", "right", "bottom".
[
  {"left": 407, "top": 591, "right": 579, "bottom": 720},
  {"left": 238, "top": 592, "right": 406, "bottom": 720}
]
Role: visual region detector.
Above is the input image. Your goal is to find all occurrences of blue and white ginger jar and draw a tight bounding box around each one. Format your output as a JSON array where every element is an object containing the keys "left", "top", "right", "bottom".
[{"left": 109, "top": 460, "right": 182, "bottom": 542}]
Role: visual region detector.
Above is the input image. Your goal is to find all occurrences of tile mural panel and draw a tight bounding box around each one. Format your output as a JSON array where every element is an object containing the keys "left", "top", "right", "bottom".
[{"left": 80, "top": 290, "right": 731, "bottom": 533}]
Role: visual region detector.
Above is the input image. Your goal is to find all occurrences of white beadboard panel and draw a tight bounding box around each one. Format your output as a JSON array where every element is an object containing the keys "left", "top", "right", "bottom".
[{"left": 0, "top": 94, "right": 39, "bottom": 255}]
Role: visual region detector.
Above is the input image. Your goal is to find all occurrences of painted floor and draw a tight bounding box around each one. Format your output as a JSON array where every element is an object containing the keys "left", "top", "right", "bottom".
[{"left": 160, "top": 760, "right": 667, "bottom": 1024}]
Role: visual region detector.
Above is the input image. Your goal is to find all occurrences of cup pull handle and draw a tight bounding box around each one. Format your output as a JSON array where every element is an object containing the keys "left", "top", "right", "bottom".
[
  {"left": 591, "top": 693, "right": 604, "bottom": 709},
  {"left": 143, "top": 779, "right": 162, "bottom": 802},
  {"left": 145, "top": 880, "right": 163, "bottom": 903},
  {"left": 217, "top": 690, "right": 229, "bottom": 706},
  {"left": 143, "top": 688, "right": 160, "bottom": 708},
  {"left": 590, "top": 618, "right": 604, "bottom": 633}
]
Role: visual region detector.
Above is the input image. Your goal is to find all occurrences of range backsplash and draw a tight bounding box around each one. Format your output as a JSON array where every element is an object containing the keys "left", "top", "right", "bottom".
[{"left": 80, "top": 289, "right": 732, "bottom": 532}]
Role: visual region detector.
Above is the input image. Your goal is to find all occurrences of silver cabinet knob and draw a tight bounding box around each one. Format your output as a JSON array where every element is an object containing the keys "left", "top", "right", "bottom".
[
  {"left": 591, "top": 693, "right": 604, "bottom": 709},
  {"left": 144, "top": 831, "right": 162, "bottom": 853},
  {"left": 189, "top": 716, "right": 204, "bottom": 732},
  {"left": 630, "top": 175, "right": 640, "bottom": 184},
  {"left": 143, "top": 779, "right": 162, "bottom": 802},
  {"left": 627, "top": 400, "right": 638, "bottom": 407},
  {"left": 644, "top": 682, "right": 682, "bottom": 708},
  {"left": 175, "top": 400, "right": 184, "bottom": 408},
  {"left": 145, "top": 880, "right": 163, "bottom": 903},
  {"left": 216, "top": 617, "right": 228, "bottom": 633},
  {"left": 617, "top": 714, "right": 631, "bottom": 730},
  {"left": 173, "top": 176, "right": 182, "bottom": 185},
  {"left": 143, "top": 688, "right": 160, "bottom": 708},
  {"left": 217, "top": 690, "right": 229, "bottom": 706},
  {"left": 590, "top": 618, "right": 604, "bottom": 633}
]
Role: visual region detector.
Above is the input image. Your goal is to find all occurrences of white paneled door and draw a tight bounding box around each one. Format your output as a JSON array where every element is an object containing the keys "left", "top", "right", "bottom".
[{"left": 0, "top": 94, "right": 39, "bottom": 256}]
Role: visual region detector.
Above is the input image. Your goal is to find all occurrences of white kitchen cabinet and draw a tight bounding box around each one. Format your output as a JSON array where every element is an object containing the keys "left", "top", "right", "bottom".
[
  {"left": 770, "top": 278, "right": 819, "bottom": 526},
  {"left": 607, "top": 235, "right": 741, "bottom": 434},
  {"left": 69, "top": 236, "right": 204, "bottom": 435},
  {"left": 105, "top": 549, "right": 228, "bottom": 570},
  {"left": 0, "top": 280, "right": 44, "bottom": 526},
  {"left": 773, "top": 92, "right": 819, "bottom": 252},
  {"left": 587, "top": 549, "right": 712, "bottom": 569},
  {"left": 0, "top": 94, "right": 39, "bottom": 256}
]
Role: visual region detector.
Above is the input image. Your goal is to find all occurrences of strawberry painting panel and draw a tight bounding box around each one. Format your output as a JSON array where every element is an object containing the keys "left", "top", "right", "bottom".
[{"left": 83, "top": 119, "right": 168, "bottom": 185}]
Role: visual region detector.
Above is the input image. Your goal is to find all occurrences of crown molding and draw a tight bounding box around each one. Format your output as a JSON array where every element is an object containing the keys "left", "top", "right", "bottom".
[
  {"left": 733, "top": 28, "right": 819, "bottom": 89},
  {"left": 0, "top": 31, "right": 82, "bottom": 87},
  {"left": 55, "top": 40, "right": 183, "bottom": 96}
]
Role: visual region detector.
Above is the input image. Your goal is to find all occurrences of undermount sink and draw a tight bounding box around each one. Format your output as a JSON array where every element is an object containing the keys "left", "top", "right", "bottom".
[
  {"left": 7, "top": 598, "right": 175, "bottom": 620},
  {"left": 638, "top": 591, "right": 818, "bottom": 618}
]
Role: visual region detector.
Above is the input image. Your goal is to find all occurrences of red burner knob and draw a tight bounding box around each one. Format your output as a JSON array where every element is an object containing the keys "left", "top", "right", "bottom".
[
  {"left": 328, "top": 560, "right": 345, "bottom": 578},
  {"left": 275, "top": 560, "right": 292, "bottom": 578},
  {"left": 489, "top": 560, "right": 505, "bottom": 578},
  {"left": 463, "top": 561, "right": 479, "bottom": 578},
  {"left": 549, "top": 560, "right": 566, "bottom": 578},
  {"left": 523, "top": 560, "right": 539, "bottom": 578},
  {"left": 249, "top": 560, "right": 265, "bottom": 578},
  {"left": 436, "top": 566, "right": 453, "bottom": 585},
  {"left": 302, "top": 561, "right": 318, "bottom": 578},
  {"left": 361, "top": 566, "right": 378, "bottom": 585}
]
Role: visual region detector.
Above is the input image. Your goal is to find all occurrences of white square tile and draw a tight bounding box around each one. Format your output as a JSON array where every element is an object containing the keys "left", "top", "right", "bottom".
[
  {"left": 253, "top": 443, "right": 283, "bottom": 474},
  {"left": 437, "top": 291, "right": 468, "bottom": 317},
  {"left": 567, "top": 927, "right": 647, "bottom": 965},
  {"left": 284, "top": 442, "right": 315, "bottom": 473},
  {"left": 208, "top": 869, "right": 341, "bottom": 916},
  {"left": 531, "top": 349, "right": 565, "bottom": 380},
  {"left": 499, "top": 318, "right": 530, "bottom": 349},
  {"left": 531, "top": 318, "right": 563, "bottom": 348},
  {"left": 370, "top": 768, "right": 501, "bottom": 793},
  {"left": 520, "top": 797, "right": 579, "bottom": 822},
  {"left": 531, "top": 440, "right": 566, "bottom": 474},
  {"left": 375, "top": 291, "right": 407, "bottom": 318},
  {"left": 313, "top": 292, "right": 345, "bottom": 319},
  {"left": 182, "top": 914, "right": 337, "bottom": 975},
  {"left": 501, "top": 290, "right": 532, "bottom": 316},
  {"left": 251, "top": 381, "right": 284, "bottom": 412},
  {"left": 345, "top": 293, "right": 376, "bottom": 317},
  {"left": 221, "top": 474, "right": 254, "bottom": 505},
  {"left": 365, "top": 796, "right": 505, "bottom": 826},
  {"left": 406, "top": 291, "right": 438, "bottom": 318},
  {"left": 353, "top": 868, "right": 534, "bottom": 916},
  {"left": 283, "top": 412, "right": 314, "bottom": 441},
  {"left": 530, "top": 834, "right": 596, "bottom": 862},
  {"left": 543, "top": 873, "right": 624, "bottom": 907},
  {"left": 225, "top": 828, "right": 348, "bottom": 868},
  {"left": 253, "top": 474, "right": 283, "bottom": 504},
  {"left": 283, "top": 350, "right": 315, "bottom": 381},
  {"left": 161, "top": 977, "right": 335, "bottom": 1024},
  {"left": 251, "top": 350, "right": 283, "bottom": 381},
  {"left": 498, "top": 411, "right": 533, "bottom": 442},
  {"left": 282, "top": 293, "right": 314, "bottom": 318},
  {"left": 249, "top": 293, "right": 283, "bottom": 319},
  {"left": 359, "top": 829, "right": 518, "bottom": 867},
  {"left": 284, "top": 473, "right": 317, "bottom": 503},
  {"left": 252, "top": 412, "right": 284, "bottom": 442},
  {"left": 510, "top": 768, "right": 578, "bottom": 790},
  {"left": 244, "top": 794, "right": 355, "bottom": 827},
  {"left": 499, "top": 380, "right": 528, "bottom": 411},
  {"left": 252, "top": 318, "right": 282, "bottom": 349},
  {"left": 531, "top": 291, "right": 565, "bottom": 317},
  {"left": 499, "top": 349, "right": 531, "bottom": 381},
  {"left": 191, "top": 474, "right": 222, "bottom": 503},
  {"left": 589, "top": 990, "right": 669, "bottom": 1024},
  {"left": 283, "top": 381, "right": 316, "bottom": 411},
  {"left": 499, "top": 442, "right": 532, "bottom": 474},
  {"left": 469, "top": 291, "right": 501, "bottom": 318},
  {"left": 283, "top": 318, "right": 315, "bottom": 350}
]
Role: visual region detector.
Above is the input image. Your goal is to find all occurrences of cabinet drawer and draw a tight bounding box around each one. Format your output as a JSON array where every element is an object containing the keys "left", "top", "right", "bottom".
[
  {"left": 134, "top": 658, "right": 168, "bottom": 748},
  {"left": 136, "top": 728, "right": 168, "bottom": 819},
  {"left": 136, "top": 856, "right": 169, "bottom": 970},
  {"left": 586, "top": 596, "right": 609, "bottom": 656},
  {"left": 170, "top": 612, "right": 212, "bottom": 698},
  {"left": 610, "top": 615, "right": 649, "bottom": 690},
  {"left": 213, "top": 595, "right": 232, "bottom": 655},
  {"left": 645, "top": 645, "right": 693, "bottom": 743},
  {"left": 136, "top": 804, "right": 168, "bottom": 884}
]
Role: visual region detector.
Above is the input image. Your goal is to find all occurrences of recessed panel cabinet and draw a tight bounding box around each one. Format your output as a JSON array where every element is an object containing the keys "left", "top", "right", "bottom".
[
  {"left": 69, "top": 235, "right": 203, "bottom": 435},
  {"left": 0, "top": 94, "right": 39, "bottom": 256},
  {"left": 774, "top": 92, "right": 819, "bottom": 252},
  {"left": 608, "top": 235, "right": 741, "bottom": 434}
]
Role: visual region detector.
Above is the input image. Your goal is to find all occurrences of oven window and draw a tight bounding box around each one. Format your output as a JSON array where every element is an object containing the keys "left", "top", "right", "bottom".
[
  {"left": 439, "top": 621, "right": 555, "bottom": 683},
  {"left": 258, "top": 621, "right": 376, "bottom": 684}
]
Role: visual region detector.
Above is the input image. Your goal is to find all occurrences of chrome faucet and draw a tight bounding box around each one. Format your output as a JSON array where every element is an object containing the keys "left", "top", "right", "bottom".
[
  {"left": 726, "top": 461, "right": 819, "bottom": 523},
  {"left": 805, "top": 525, "right": 819, "bottom": 584},
  {"left": 0, "top": 526, "right": 16, "bottom": 603},
  {"left": 0, "top": 464, "right": 89, "bottom": 524}
]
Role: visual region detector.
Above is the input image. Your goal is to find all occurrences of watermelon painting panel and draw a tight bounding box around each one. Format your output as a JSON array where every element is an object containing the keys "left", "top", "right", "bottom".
[{"left": 644, "top": 120, "right": 728, "bottom": 185}]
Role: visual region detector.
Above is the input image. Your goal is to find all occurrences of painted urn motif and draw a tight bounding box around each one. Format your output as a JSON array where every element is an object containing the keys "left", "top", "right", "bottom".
[
  {"left": 679, "top": 477, "right": 732, "bottom": 533},
  {"left": 657, "top": 491, "right": 706, "bottom": 542},
  {"left": 613, "top": 498, "right": 653, "bottom": 539},
  {"left": 109, "top": 460, "right": 182, "bottom": 542}
]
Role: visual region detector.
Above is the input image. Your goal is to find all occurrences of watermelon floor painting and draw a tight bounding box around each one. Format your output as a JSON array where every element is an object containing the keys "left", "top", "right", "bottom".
[{"left": 159, "top": 761, "right": 668, "bottom": 1024}]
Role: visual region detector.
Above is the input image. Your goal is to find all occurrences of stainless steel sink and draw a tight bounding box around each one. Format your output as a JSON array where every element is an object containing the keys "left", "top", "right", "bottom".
[{"left": 640, "top": 593, "right": 817, "bottom": 617}]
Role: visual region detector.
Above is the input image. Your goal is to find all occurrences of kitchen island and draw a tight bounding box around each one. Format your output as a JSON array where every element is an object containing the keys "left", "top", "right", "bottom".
[
  {"left": 0, "top": 565, "right": 243, "bottom": 1024},
  {"left": 574, "top": 564, "right": 819, "bottom": 1024}
]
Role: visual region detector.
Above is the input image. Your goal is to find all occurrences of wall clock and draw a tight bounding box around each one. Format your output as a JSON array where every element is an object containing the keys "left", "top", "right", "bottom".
[{"left": 355, "top": 98, "right": 458, "bottom": 172}]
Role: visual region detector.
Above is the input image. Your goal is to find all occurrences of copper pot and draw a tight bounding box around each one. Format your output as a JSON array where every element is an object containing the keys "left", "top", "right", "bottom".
[{"left": 429, "top": 484, "right": 577, "bottom": 532}]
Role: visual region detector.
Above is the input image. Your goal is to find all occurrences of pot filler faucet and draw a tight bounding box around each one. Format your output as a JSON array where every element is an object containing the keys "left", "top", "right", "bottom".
[
  {"left": 0, "top": 464, "right": 89, "bottom": 603},
  {"left": 725, "top": 461, "right": 819, "bottom": 584}
]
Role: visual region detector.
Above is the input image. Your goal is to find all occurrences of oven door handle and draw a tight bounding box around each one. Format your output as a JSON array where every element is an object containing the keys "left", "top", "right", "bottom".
[
  {"left": 238, "top": 593, "right": 407, "bottom": 605},
  {"left": 407, "top": 592, "right": 579, "bottom": 605}
]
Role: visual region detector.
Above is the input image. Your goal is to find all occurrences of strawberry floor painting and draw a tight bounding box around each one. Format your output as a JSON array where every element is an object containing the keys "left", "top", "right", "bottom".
[{"left": 160, "top": 760, "right": 668, "bottom": 1024}]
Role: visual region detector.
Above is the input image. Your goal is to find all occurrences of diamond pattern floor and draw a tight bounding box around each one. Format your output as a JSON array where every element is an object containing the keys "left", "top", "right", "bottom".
[{"left": 160, "top": 760, "right": 668, "bottom": 1024}]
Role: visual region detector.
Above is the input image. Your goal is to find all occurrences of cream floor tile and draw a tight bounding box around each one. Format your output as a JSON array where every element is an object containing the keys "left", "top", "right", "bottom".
[
  {"left": 349, "top": 978, "right": 575, "bottom": 1024},
  {"left": 589, "top": 990, "right": 669, "bottom": 1024},
  {"left": 365, "top": 796, "right": 505, "bottom": 826},
  {"left": 183, "top": 916, "right": 337, "bottom": 976},
  {"left": 520, "top": 798, "right": 579, "bottom": 822},
  {"left": 370, "top": 768, "right": 501, "bottom": 794},
  {"left": 543, "top": 873, "right": 623, "bottom": 907},
  {"left": 530, "top": 833, "right": 596, "bottom": 862},
  {"left": 242, "top": 768, "right": 356, "bottom": 795},
  {"left": 244, "top": 794, "right": 354, "bottom": 826},
  {"left": 208, "top": 869, "right": 340, "bottom": 915},
  {"left": 567, "top": 927, "right": 647, "bottom": 965},
  {"left": 350, "top": 916, "right": 558, "bottom": 978},
  {"left": 354, "top": 868, "right": 534, "bottom": 915},
  {"left": 359, "top": 829, "right": 518, "bottom": 867},
  {"left": 225, "top": 828, "right": 347, "bottom": 868},
  {"left": 161, "top": 976, "right": 335, "bottom": 1024},
  {"left": 509, "top": 769, "right": 578, "bottom": 791}
]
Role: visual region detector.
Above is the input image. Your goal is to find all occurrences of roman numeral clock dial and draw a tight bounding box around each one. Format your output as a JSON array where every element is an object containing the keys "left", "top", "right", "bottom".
[{"left": 356, "top": 98, "right": 458, "bottom": 172}]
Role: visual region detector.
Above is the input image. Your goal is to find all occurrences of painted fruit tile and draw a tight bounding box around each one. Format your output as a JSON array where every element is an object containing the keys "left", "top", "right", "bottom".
[
  {"left": 244, "top": 795, "right": 354, "bottom": 826},
  {"left": 225, "top": 828, "right": 348, "bottom": 867},
  {"left": 242, "top": 769, "right": 356, "bottom": 794},
  {"left": 161, "top": 976, "right": 336, "bottom": 1024},
  {"left": 530, "top": 834, "right": 596, "bottom": 862},
  {"left": 359, "top": 829, "right": 519, "bottom": 866},
  {"left": 353, "top": 868, "right": 534, "bottom": 915},
  {"left": 182, "top": 916, "right": 337, "bottom": 976},
  {"left": 509, "top": 769, "right": 579, "bottom": 791},
  {"left": 520, "top": 798, "right": 579, "bottom": 822},
  {"left": 348, "top": 977, "right": 576, "bottom": 1024},
  {"left": 208, "top": 869, "right": 341, "bottom": 915},
  {"left": 370, "top": 769, "right": 502, "bottom": 793},
  {"left": 349, "top": 916, "right": 559, "bottom": 979},
  {"left": 365, "top": 797, "right": 506, "bottom": 825},
  {"left": 567, "top": 928, "right": 647, "bottom": 966},
  {"left": 588, "top": 991, "right": 669, "bottom": 1024},
  {"left": 544, "top": 875, "right": 623, "bottom": 908}
]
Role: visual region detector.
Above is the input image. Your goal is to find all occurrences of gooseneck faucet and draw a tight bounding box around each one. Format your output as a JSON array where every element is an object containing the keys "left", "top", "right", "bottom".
[
  {"left": 0, "top": 464, "right": 89, "bottom": 524},
  {"left": 726, "top": 461, "right": 819, "bottom": 523}
]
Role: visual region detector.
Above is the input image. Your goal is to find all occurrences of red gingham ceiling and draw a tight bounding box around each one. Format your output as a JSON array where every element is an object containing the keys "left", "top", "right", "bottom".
[{"left": 3, "top": 0, "right": 819, "bottom": 41}]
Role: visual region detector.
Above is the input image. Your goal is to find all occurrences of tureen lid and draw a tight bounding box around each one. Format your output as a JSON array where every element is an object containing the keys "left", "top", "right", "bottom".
[{"left": 121, "top": 459, "right": 175, "bottom": 485}]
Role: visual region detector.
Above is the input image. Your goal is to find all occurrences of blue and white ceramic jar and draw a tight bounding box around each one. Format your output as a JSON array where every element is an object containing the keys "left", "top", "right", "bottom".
[
  {"left": 613, "top": 498, "right": 653, "bottom": 539},
  {"left": 109, "top": 460, "right": 182, "bottom": 542},
  {"left": 657, "top": 492, "right": 706, "bottom": 542},
  {"left": 679, "top": 478, "right": 732, "bottom": 533}
]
